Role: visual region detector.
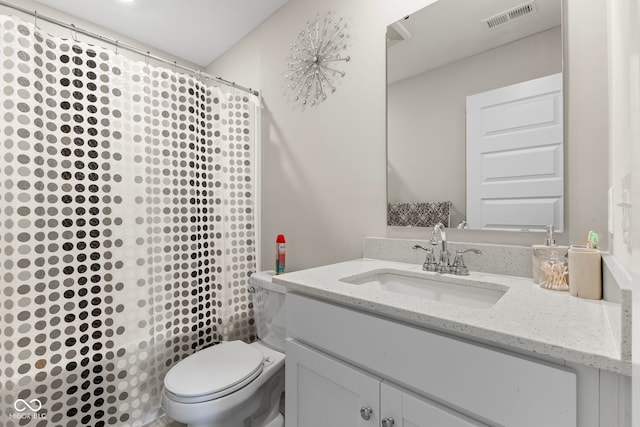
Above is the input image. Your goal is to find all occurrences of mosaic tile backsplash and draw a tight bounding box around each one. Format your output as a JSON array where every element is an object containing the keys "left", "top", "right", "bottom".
[{"left": 0, "top": 15, "right": 257, "bottom": 427}]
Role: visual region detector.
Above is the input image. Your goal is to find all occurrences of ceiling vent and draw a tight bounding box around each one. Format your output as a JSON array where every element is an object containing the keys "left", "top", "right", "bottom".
[
  {"left": 483, "top": 1, "right": 537, "bottom": 30},
  {"left": 387, "top": 21, "right": 412, "bottom": 47}
]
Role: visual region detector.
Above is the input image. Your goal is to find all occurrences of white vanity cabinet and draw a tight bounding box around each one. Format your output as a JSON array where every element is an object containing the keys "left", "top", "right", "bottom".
[
  {"left": 286, "top": 293, "right": 579, "bottom": 427},
  {"left": 286, "top": 339, "right": 486, "bottom": 427}
]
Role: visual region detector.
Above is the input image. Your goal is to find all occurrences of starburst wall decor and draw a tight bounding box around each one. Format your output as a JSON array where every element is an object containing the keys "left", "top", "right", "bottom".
[{"left": 285, "top": 11, "right": 351, "bottom": 107}]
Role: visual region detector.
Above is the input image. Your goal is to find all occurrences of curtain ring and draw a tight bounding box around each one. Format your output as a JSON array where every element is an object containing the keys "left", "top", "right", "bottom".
[
  {"left": 33, "top": 10, "right": 39, "bottom": 29},
  {"left": 115, "top": 40, "right": 119, "bottom": 55},
  {"left": 146, "top": 51, "right": 150, "bottom": 66},
  {"left": 70, "top": 24, "right": 78, "bottom": 42}
]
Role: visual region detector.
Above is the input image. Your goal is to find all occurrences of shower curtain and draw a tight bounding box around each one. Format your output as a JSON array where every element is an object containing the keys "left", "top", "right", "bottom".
[{"left": 0, "top": 15, "right": 258, "bottom": 427}]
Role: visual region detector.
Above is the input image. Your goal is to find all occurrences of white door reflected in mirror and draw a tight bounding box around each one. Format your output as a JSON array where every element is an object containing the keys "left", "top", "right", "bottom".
[{"left": 466, "top": 72, "right": 564, "bottom": 232}]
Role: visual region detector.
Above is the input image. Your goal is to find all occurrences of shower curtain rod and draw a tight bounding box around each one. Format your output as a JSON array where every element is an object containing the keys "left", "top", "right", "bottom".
[{"left": 0, "top": 0, "right": 259, "bottom": 97}]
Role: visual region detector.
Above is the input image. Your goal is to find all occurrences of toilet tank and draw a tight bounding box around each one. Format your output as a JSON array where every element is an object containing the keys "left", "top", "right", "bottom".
[{"left": 249, "top": 271, "right": 287, "bottom": 352}]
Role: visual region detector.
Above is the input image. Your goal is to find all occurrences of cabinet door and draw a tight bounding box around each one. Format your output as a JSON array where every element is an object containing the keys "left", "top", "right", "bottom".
[
  {"left": 381, "top": 382, "right": 488, "bottom": 427},
  {"left": 286, "top": 339, "right": 381, "bottom": 427}
]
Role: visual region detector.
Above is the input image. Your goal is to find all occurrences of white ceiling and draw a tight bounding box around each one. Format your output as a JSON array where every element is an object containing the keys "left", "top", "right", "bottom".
[
  {"left": 387, "top": 0, "right": 561, "bottom": 84},
  {"left": 33, "top": 0, "right": 290, "bottom": 67}
]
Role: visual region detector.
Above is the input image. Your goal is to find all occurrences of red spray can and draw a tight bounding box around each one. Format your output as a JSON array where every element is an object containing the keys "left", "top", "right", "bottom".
[{"left": 275, "top": 234, "right": 286, "bottom": 274}]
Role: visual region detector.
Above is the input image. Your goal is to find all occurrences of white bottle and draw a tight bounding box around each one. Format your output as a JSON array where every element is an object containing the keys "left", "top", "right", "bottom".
[{"left": 568, "top": 246, "right": 602, "bottom": 299}]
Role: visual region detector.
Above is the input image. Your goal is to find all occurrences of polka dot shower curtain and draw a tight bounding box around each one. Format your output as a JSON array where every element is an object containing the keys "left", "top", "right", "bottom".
[{"left": 0, "top": 15, "right": 258, "bottom": 427}]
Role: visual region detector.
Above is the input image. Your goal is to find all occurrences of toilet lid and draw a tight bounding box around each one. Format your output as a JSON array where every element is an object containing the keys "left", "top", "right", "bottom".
[{"left": 164, "top": 341, "right": 264, "bottom": 400}]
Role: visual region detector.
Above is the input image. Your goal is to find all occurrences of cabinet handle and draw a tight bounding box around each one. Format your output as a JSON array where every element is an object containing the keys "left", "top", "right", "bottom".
[
  {"left": 381, "top": 418, "right": 395, "bottom": 427},
  {"left": 360, "top": 406, "right": 373, "bottom": 421}
]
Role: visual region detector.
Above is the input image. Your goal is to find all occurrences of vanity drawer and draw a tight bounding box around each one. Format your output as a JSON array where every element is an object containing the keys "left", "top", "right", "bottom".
[{"left": 286, "top": 293, "right": 576, "bottom": 427}]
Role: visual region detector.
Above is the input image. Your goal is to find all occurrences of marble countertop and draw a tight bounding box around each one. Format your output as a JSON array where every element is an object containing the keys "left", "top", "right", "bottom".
[{"left": 274, "top": 258, "right": 630, "bottom": 375}]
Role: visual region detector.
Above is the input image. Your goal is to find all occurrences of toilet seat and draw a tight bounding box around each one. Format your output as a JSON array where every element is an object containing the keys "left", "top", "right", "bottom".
[{"left": 164, "top": 341, "right": 265, "bottom": 404}]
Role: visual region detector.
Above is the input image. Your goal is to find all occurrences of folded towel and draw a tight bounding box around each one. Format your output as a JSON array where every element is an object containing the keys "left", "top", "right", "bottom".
[{"left": 387, "top": 201, "right": 452, "bottom": 227}]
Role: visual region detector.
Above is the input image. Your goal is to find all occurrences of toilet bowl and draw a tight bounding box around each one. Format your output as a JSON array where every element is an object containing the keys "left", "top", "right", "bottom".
[{"left": 162, "top": 271, "right": 286, "bottom": 427}]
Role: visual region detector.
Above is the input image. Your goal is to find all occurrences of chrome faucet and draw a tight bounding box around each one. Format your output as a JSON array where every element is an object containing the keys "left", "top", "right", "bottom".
[
  {"left": 431, "top": 222, "right": 450, "bottom": 273},
  {"left": 451, "top": 248, "right": 482, "bottom": 276},
  {"left": 412, "top": 223, "right": 483, "bottom": 275},
  {"left": 412, "top": 245, "right": 437, "bottom": 271},
  {"left": 456, "top": 220, "right": 470, "bottom": 229}
]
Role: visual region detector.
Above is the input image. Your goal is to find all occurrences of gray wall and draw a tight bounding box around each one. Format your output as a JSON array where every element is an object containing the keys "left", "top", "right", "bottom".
[{"left": 208, "top": 0, "right": 610, "bottom": 272}]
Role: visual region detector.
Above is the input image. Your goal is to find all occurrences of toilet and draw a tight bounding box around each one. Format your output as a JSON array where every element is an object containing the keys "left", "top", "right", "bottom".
[{"left": 162, "top": 271, "right": 286, "bottom": 427}]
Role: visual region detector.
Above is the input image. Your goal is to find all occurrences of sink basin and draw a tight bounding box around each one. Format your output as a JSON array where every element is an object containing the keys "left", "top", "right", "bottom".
[{"left": 340, "top": 269, "right": 506, "bottom": 309}]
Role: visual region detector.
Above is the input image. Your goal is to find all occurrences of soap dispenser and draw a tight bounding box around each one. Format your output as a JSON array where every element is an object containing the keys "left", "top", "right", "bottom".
[{"left": 531, "top": 225, "right": 569, "bottom": 287}]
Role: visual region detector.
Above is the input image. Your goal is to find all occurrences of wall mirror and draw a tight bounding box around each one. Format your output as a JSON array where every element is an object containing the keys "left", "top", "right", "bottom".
[{"left": 386, "top": 0, "right": 563, "bottom": 232}]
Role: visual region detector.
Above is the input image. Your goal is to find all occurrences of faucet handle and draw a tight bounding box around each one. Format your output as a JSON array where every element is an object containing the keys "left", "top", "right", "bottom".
[
  {"left": 451, "top": 248, "right": 482, "bottom": 275},
  {"left": 412, "top": 244, "right": 431, "bottom": 251},
  {"left": 412, "top": 245, "right": 437, "bottom": 271}
]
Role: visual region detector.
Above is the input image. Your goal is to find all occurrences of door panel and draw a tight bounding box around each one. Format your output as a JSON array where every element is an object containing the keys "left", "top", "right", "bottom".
[{"left": 467, "top": 73, "right": 563, "bottom": 231}]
